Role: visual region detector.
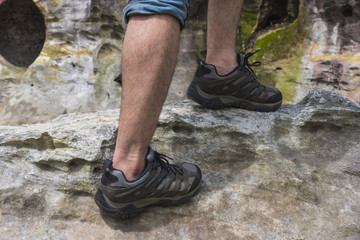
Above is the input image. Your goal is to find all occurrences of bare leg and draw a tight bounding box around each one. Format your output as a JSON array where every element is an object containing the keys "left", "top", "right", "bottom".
[
  {"left": 112, "top": 15, "right": 180, "bottom": 181},
  {"left": 206, "top": 0, "right": 244, "bottom": 75}
]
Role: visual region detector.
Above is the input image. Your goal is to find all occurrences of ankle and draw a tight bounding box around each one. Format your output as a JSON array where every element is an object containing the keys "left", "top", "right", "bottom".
[
  {"left": 115, "top": 163, "right": 145, "bottom": 181},
  {"left": 206, "top": 50, "right": 237, "bottom": 75},
  {"left": 112, "top": 147, "right": 147, "bottom": 181}
]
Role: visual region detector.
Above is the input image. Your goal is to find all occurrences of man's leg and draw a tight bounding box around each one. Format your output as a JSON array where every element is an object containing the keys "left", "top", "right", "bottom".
[
  {"left": 206, "top": 0, "right": 243, "bottom": 75},
  {"left": 186, "top": 0, "right": 282, "bottom": 112},
  {"left": 112, "top": 14, "right": 180, "bottom": 181},
  {"left": 95, "top": 12, "right": 201, "bottom": 219}
]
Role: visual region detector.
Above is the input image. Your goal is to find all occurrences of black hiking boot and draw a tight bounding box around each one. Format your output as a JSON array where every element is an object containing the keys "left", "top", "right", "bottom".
[
  {"left": 95, "top": 147, "right": 202, "bottom": 219},
  {"left": 186, "top": 51, "right": 282, "bottom": 112}
]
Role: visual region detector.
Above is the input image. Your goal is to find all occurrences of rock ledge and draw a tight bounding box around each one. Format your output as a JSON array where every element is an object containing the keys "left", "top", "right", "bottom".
[{"left": 0, "top": 90, "right": 359, "bottom": 240}]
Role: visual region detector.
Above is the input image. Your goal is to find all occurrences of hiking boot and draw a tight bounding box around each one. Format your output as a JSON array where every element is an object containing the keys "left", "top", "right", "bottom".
[
  {"left": 186, "top": 51, "right": 282, "bottom": 112},
  {"left": 94, "top": 147, "right": 202, "bottom": 219}
]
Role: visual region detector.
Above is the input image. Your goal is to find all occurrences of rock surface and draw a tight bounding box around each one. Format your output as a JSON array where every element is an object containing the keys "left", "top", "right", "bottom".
[
  {"left": 0, "top": 90, "right": 359, "bottom": 240},
  {"left": 296, "top": 0, "right": 360, "bottom": 104}
]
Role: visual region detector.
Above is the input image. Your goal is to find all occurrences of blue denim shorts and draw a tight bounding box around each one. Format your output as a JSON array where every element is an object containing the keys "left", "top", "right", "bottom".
[{"left": 123, "top": 0, "right": 191, "bottom": 30}]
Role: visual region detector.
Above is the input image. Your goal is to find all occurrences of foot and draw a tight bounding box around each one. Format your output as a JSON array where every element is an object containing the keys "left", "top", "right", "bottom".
[
  {"left": 186, "top": 51, "right": 282, "bottom": 112},
  {"left": 95, "top": 147, "right": 202, "bottom": 219}
]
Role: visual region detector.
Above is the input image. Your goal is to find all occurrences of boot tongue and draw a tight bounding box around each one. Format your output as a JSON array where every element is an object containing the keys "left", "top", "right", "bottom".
[
  {"left": 146, "top": 146, "right": 155, "bottom": 163},
  {"left": 237, "top": 53, "right": 245, "bottom": 66}
]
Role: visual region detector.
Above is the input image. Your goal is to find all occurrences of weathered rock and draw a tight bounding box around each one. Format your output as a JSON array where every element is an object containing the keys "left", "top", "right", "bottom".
[
  {"left": 250, "top": 0, "right": 360, "bottom": 105},
  {"left": 0, "top": 90, "right": 359, "bottom": 239},
  {"left": 296, "top": 0, "right": 360, "bottom": 104},
  {"left": 0, "top": 0, "right": 125, "bottom": 125}
]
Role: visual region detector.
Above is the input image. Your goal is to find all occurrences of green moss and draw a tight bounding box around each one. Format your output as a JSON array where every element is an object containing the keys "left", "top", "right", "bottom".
[
  {"left": 269, "top": 56, "right": 302, "bottom": 104},
  {"left": 248, "top": 20, "right": 307, "bottom": 104},
  {"left": 251, "top": 19, "right": 302, "bottom": 62}
]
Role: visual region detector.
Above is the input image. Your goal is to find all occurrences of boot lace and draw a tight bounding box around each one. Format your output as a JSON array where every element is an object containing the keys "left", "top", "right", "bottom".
[
  {"left": 243, "top": 50, "right": 266, "bottom": 92},
  {"left": 153, "top": 151, "right": 183, "bottom": 176},
  {"left": 243, "top": 50, "right": 261, "bottom": 80}
]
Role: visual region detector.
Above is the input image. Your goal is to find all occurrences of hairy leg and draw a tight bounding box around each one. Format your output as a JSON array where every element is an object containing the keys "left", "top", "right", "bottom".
[
  {"left": 206, "top": 0, "right": 244, "bottom": 75},
  {"left": 112, "top": 15, "right": 180, "bottom": 181}
]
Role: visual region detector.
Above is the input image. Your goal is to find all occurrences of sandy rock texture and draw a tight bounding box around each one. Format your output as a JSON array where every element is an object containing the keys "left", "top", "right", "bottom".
[{"left": 0, "top": 90, "right": 359, "bottom": 240}]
